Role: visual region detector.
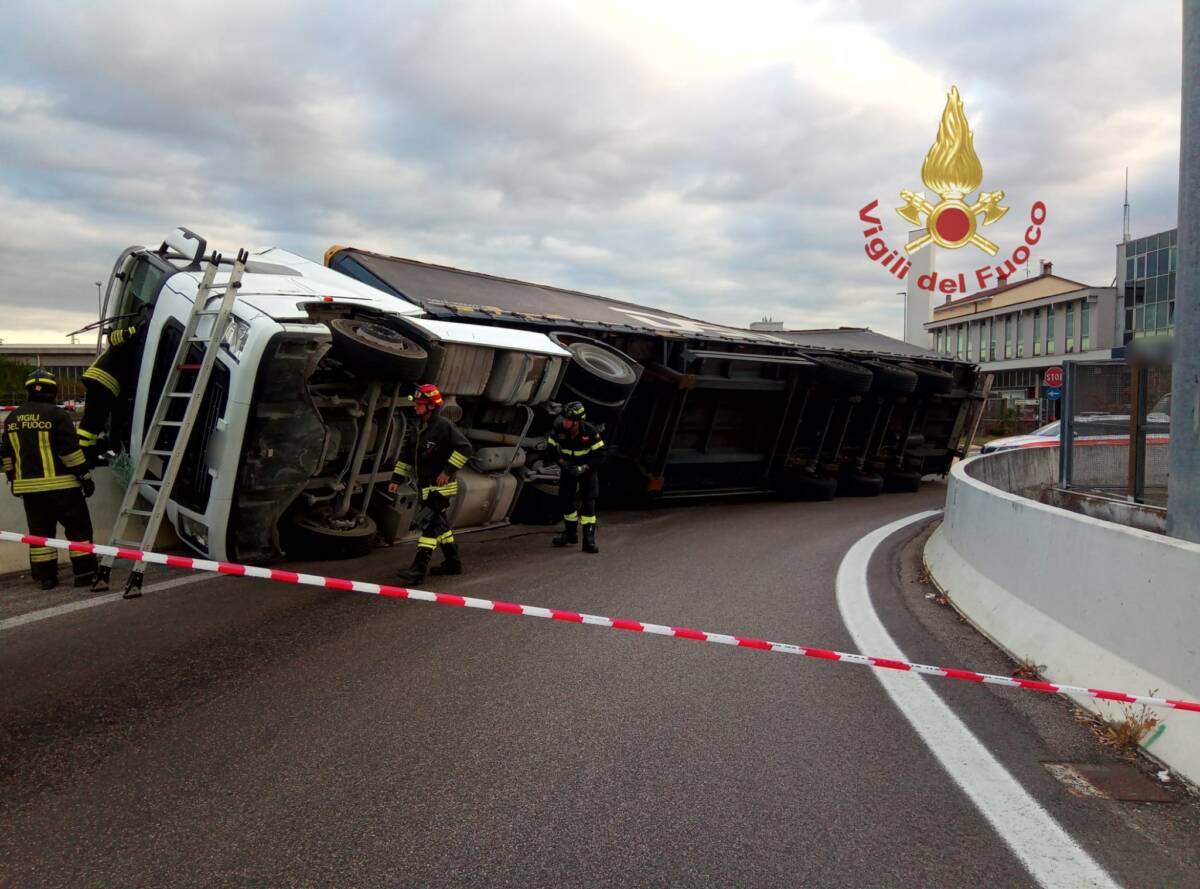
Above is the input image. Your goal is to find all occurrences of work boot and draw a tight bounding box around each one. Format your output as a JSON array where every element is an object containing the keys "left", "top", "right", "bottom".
[
  {"left": 39, "top": 575, "right": 58, "bottom": 591},
  {"left": 430, "top": 543, "right": 463, "bottom": 577},
  {"left": 552, "top": 520, "right": 579, "bottom": 547},
  {"left": 397, "top": 548, "right": 433, "bottom": 585},
  {"left": 582, "top": 523, "right": 599, "bottom": 554},
  {"left": 74, "top": 572, "right": 95, "bottom": 589}
]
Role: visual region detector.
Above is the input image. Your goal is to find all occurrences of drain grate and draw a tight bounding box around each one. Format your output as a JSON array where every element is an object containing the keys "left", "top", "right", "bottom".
[{"left": 1043, "top": 762, "right": 1174, "bottom": 802}]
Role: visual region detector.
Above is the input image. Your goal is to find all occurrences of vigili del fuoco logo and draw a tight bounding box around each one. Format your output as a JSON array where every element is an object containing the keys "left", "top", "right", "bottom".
[{"left": 858, "top": 86, "right": 1047, "bottom": 296}]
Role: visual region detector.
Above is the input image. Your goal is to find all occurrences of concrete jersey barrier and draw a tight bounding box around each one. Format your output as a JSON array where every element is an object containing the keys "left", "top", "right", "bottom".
[{"left": 927, "top": 447, "right": 1200, "bottom": 784}]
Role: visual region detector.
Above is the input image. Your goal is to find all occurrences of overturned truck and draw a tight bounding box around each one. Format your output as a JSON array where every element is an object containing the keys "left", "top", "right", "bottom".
[
  {"left": 325, "top": 247, "right": 982, "bottom": 509},
  {"left": 94, "top": 228, "right": 980, "bottom": 565}
]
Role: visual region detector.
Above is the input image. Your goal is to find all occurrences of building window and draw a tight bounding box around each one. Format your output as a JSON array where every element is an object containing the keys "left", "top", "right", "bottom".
[
  {"left": 965, "top": 321, "right": 973, "bottom": 361},
  {"left": 1032, "top": 308, "right": 1042, "bottom": 356},
  {"left": 978, "top": 321, "right": 986, "bottom": 361},
  {"left": 1046, "top": 304, "right": 1055, "bottom": 354},
  {"left": 989, "top": 318, "right": 998, "bottom": 361},
  {"left": 956, "top": 324, "right": 965, "bottom": 360},
  {"left": 1016, "top": 311, "right": 1024, "bottom": 358},
  {"left": 1004, "top": 313, "right": 1013, "bottom": 359},
  {"left": 1065, "top": 302, "right": 1075, "bottom": 353},
  {"left": 935, "top": 329, "right": 943, "bottom": 354},
  {"left": 1080, "top": 300, "right": 1090, "bottom": 351}
]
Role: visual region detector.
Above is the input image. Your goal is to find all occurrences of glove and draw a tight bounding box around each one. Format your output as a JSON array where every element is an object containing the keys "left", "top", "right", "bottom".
[{"left": 80, "top": 475, "right": 95, "bottom": 498}]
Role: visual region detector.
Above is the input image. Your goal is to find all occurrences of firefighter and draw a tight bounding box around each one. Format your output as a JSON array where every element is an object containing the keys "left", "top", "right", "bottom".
[
  {"left": 389, "top": 383, "right": 473, "bottom": 584},
  {"left": 548, "top": 401, "right": 604, "bottom": 554},
  {"left": 77, "top": 319, "right": 146, "bottom": 466},
  {"left": 1, "top": 370, "right": 98, "bottom": 590}
]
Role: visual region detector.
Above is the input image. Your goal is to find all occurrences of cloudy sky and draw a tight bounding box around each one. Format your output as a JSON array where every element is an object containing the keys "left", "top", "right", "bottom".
[{"left": 0, "top": 0, "right": 1184, "bottom": 343}]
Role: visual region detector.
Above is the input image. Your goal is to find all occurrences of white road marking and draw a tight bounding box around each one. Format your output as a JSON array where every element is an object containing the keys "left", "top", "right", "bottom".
[
  {"left": 836, "top": 511, "right": 1120, "bottom": 889},
  {"left": 0, "top": 572, "right": 218, "bottom": 632}
]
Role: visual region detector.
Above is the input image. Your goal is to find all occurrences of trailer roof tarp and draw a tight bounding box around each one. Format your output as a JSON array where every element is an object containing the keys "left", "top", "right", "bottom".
[{"left": 327, "top": 247, "right": 948, "bottom": 361}]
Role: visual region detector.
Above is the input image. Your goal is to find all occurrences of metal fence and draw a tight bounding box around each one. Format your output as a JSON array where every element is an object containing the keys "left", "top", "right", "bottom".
[{"left": 1059, "top": 359, "right": 1171, "bottom": 505}]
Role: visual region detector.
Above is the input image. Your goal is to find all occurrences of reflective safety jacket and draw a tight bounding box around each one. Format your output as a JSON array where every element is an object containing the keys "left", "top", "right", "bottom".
[
  {"left": 391, "top": 414, "right": 473, "bottom": 498},
  {"left": 82, "top": 321, "right": 145, "bottom": 398},
  {"left": 1, "top": 400, "right": 92, "bottom": 494},
  {"left": 547, "top": 418, "right": 605, "bottom": 470}
]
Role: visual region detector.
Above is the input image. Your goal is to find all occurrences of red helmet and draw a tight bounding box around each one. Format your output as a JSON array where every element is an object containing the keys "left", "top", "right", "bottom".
[{"left": 413, "top": 383, "right": 444, "bottom": 409}]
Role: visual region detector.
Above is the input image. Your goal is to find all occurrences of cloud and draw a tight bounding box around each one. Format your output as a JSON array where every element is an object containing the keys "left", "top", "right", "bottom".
[{"left": 0, "top": 0, "right": 1183, "bottom": 347}]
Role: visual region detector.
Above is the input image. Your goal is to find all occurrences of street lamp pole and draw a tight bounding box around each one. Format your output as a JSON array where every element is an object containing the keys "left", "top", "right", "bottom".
[{"left": 1168, "top": 5, "right": 1200, "bottom": 541}]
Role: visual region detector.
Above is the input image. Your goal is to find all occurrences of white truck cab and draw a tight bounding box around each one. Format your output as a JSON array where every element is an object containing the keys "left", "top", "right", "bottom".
[{"left": 100, "top": 228, "right": 570, "bottom": 562}]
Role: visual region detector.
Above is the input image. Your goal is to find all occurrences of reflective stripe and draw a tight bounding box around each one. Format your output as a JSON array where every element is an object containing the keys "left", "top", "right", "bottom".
[
  {"left": 1, "top": 457, "right": 12, "bottom": 472},
  {"left": 82, "top": 366, "right": 120, "bottom": 396},
  {"left": 421, "top": 482, "right": 459, "bottom": 497},
  {"left": 69, "top": 547, "right": 93, "bottom": 558},
  {"left": 580, "top": 515, "right": 597, "bottom": 526},
  {"left": 37, "top": 430, "right": 53, "bottom": 479},
  {"left": 393, "top": 460, "right": 412, "bottom": 476},
  {"left": 417, "top": 536, "right": 439, "bottom": 550},
  {"left": 437, "top": 531, "right": 455, "bottom": 544},
  {"left": 590, "top": 440, "right": 605, "bottom": 451},
  {"left": 448, "top": 451, "right": 468, "bottom": 469},
  {"left": 77, "top": 428, "right": 99, "bottom": 445},
  {"left": 29, "top": 546, "right": 57, "bottom": 563},
  {"left": 61, "top": 450, "right": 87, "bottom": 468},
  {"left": 8, "top": 433, "right": 20, "bottom": 481},
  {"left": 12, "top": 476, "right": 80, "bottom": 494},
  {"left": 111, "top": 328, "right": 125, "bottom": 346},
  {"left": 563, "top": 512, "right": 579, "bottom": 522},
  {"left": 546, "top": 438, "right": 559, "bottom": 450}
]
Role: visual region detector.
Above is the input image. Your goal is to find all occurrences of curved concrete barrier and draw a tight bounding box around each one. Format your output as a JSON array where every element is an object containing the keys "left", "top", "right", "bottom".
[{"left": 927, "top": 448, "right": 1200, "bottom": 784}]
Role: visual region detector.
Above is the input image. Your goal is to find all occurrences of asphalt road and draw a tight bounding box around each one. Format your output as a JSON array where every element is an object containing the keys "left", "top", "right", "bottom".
[{"left": 1, "top": 484, "right": 1197, "bottom": 888}]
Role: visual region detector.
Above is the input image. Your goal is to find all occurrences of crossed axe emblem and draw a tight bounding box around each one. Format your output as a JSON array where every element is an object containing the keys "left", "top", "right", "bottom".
[{"left": 896, "top": 189, "right": 1009, "bottom": 256}]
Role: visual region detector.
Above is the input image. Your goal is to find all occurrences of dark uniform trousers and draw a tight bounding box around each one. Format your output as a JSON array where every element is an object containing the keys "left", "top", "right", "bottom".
[
  {"left": 23, "top": 489, "right": 97, "bottom": 583},
  {"left": 558, "top": 467, "right": 600, "bottom": 525},
  {"left": 3, "top": 398, "right": 98, "bottom": 582}
]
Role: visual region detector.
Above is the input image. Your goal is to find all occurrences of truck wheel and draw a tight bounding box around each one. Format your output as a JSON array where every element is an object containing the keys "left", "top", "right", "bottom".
[
  {"left": 779, "top": 473, "right": 838, "bottom": 501},
  {"left": 861, "top": 360, "right": 918, "bottom": 395},
  {"left": 808, "top": 355, "right": 874, "bottom": 394},
  {"left": 838, "top": 472, "right": 884, "bottom": 497},
  {"left": 329, "top": 318, "right": 428, "bottom": 382},
  {"left": 898, "top": 362, "right": 954, "bottom": 396},
  {"left": 284, "top": 509, "right": 378, "bottom": 559},
  {"left": 551, "top": 333, "right": 641, "bottom": 404},
  {"left": 883, "top": 470, "right": 923, "bottom": 493}
]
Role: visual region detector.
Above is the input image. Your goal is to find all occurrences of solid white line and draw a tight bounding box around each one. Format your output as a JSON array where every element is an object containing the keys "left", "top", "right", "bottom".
[
  {"left": 0, "top": 572, "right": 218, "bottom": 632},
  {"left": 836, "top": 511, "right": 1120, "bottom": 889}
]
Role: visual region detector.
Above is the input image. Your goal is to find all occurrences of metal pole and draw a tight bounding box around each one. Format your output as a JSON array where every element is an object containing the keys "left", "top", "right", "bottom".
[
  {"left": 94, "top": 281, "right": 103, "bottom": 356},
  {"left": 1168, "top": 3, "right": 1200, "bottom": 540}
]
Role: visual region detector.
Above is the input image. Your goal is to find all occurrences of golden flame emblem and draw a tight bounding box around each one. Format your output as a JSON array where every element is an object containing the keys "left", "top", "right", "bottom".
[{"left": 896, "top": 86, "right": 1008, "bottom": 255}]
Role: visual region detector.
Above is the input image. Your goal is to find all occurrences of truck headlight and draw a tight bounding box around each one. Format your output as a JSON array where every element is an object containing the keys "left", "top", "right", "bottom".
[{"left": 221, "top": 316, "right": 252, "bottom": 361}]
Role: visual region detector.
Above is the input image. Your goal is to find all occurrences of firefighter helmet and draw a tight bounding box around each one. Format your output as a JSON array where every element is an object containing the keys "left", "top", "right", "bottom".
[
  {"left": 563, "top": 401, "right": 586, "bottom": 419},
  {"left": 24, "top": 368, "right": 58, "bottom": 398},
  {"left": 413, "top": 383, "right": 444, "bottom": 409}
]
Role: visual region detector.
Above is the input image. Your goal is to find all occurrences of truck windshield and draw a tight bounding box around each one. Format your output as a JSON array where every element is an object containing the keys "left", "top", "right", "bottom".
[{"left": 112, "top": 255, "right": 170, "bottom": 322}]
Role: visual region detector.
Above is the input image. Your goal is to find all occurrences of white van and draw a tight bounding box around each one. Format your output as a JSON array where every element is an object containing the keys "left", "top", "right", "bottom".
[{"left": 100, "top": 228, "right": 570, "bottom": 562}]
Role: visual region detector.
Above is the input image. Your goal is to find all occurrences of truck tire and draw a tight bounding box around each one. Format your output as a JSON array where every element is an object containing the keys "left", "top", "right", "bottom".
[
  {"left": 808, "top": 355, "right": 874, "bottom": 394},
  {"left": 284, "top": 509, "right": 378, "bottom": 559},
  {"left": 329, "top": 318, "right": 428, "bottom": 382},
  {"left": 551, "top": 333, "right": 640, "bottom": 404},
  {"left": 861, "top": 360, "right": 918, "bottom": 395},
  {"left": 838, "top": 472, "right": 884, "bottom": 497},
  {"left": 779, "top": 473, "right": 838, "bottom": 501},
  {"left": 898, "top": 362, "right": 954, "bottom": 396}
]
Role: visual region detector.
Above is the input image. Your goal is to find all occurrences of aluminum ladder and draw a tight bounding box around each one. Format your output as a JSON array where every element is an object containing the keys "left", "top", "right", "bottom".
[{"left": 94, "top": 249, "right": 247, "bottom": 598}]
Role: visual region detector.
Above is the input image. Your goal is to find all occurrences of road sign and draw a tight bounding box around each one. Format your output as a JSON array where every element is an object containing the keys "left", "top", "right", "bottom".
[
  {"left": 1045, "top": 387, "right": 1062, "bottom": 401},
  {"left": 1043, "top": 366, "right": 1064, "bottom": 387}
]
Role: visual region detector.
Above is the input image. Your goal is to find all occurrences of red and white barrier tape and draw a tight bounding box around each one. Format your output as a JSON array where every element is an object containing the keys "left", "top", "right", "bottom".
[{"left": 3, "top": 529, "right": 1198, "bottom": 714}]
